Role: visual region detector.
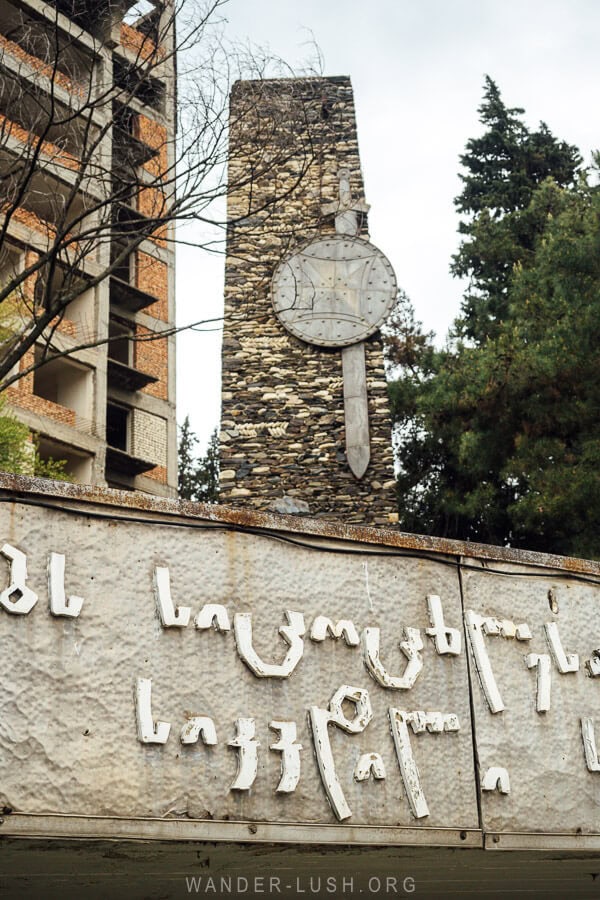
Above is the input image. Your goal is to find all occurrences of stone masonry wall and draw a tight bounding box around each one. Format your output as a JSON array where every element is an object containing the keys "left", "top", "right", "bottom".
[{"left": 220, "top": 77, "right": 396, "bottom": 525}]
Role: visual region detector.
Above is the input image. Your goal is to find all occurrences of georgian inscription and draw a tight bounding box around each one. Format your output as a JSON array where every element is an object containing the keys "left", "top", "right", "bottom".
[
  {"left": 3, "top": 546, "right": 600, "bottom": 828},
  {"left": 1, "top": 543, "right": 38, "bottom": 614},
  {"left": 389, "top": 709, "right": 460, "bottom": 818}
]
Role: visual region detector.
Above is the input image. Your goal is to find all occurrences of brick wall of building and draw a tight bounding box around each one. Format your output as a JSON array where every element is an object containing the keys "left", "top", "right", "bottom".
[
  {"left": 131, "top": 408, "right": 167, "bottom": 467},
  {"left": 144, "top": 464, "right": 167, "bottom": 484},
  {"left": 0, "top": 112, "right": 79, "bottom": 171},
  {"left": 0, "top": 32, "right": 85, "bottom": 97},
  {"left": 137, "top": 184, "right": 166, "bottom": 222},
  {"left": 134, "top": 114, "right": 168, "bottom": 176},
  {"left": 133, "top": 109, "right": 168, "bottom": 245},
  {"left": 134, "top": 323, "right": 168, "bottom": 400},
  {"left": 7, "top": 387, "right": 76, "bottom": 427},
  {"left": 219, "top": 77, "right": 396, "bottom": 525},
  {"left": 119, "top": 22, "right": 163, "bottom": 63},
  {"left": 8, "top": 342, "right": 74, "bottom": 427},
  {"left": 135, "top": 251, "right": 168, "bottom": 320}
]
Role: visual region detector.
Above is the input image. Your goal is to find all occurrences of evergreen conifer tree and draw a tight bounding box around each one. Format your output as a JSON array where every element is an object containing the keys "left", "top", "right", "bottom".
[
  {"left": 178, "top": 418, "right": 219, "bottom": 503},
  {"left": 388, "top": 80, "right": 600, "bottom": 557},
  {"left": 452, "top": 76, "right": 581, "bottom": 341}
]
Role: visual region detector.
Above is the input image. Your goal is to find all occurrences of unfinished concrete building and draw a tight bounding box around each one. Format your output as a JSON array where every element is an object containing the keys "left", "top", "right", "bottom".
[{"left": 0, "top": 0, "right": 177, "bottom": 495}]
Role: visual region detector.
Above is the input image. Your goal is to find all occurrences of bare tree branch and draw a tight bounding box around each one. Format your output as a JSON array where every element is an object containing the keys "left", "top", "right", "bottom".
[{"left": 0, "top": 0, "right": 321, "bottom": 390}]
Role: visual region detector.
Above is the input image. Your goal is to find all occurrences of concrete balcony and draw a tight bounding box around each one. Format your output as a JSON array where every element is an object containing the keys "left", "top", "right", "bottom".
[
  {"left": 109, "top": 275, "right": 158, "bottom": 313},
  {"left": 107, "top": 356, "right": 157, "bottom": 392},
  {"left": 105, "top": 443, "right": 155, "bottom": 475}
]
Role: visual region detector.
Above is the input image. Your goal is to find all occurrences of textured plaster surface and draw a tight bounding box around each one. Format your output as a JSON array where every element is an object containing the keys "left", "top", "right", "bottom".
[
  {"left": 0, "top": 494, "right": 476, "bottom": 829},
  {"left": 463, "top": 566, "right": 600, "bottom": 834},
  {"left": 2, "top": 476, "right": 600, "bottom": 845}
]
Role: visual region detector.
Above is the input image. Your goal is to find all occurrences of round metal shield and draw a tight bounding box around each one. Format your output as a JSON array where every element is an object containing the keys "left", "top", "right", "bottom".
[{"left": 271, "top": 234, "right": 397, "bottom": 347}]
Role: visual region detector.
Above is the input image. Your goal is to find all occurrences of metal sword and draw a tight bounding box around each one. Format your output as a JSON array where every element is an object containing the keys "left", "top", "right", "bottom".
[{"left": 322, "top": 168, "right": 371, "bottom": 479}]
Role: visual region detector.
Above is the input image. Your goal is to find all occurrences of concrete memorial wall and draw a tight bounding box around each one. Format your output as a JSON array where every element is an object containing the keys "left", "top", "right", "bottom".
[{"left": 1, "top": 475, "right": 600, "bottom": 851}]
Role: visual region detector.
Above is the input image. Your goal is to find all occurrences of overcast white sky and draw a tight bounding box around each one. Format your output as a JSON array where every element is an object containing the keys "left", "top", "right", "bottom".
[{"left": 176, "top": 0, "right": 600, "bottom": 450}]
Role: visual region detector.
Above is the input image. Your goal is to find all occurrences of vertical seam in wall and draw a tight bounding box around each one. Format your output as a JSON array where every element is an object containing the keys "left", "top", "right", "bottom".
[{"left": 458, "top": 556, "right": 485, "bottom": 844}]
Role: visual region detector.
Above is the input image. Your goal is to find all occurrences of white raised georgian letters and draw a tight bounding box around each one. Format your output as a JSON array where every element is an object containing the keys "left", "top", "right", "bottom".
[
  {"left": 135, "top": 678, "right": 171, "bottom": 744},
  {"left": 526, "top": 653, "right": 552, "bottom": 712},
  {"left": 234, "top": 610, "right": 305, "bottom": 678},
  {"left": 194, "top": 603, "right": 231, "bottom": 632},
  {"left": 586, "top": 649, "right": 600, "bottom": 677},
  {"left": 229, "top": 718, "right": 259, "bottom": 790},
  {"left": 48, "top": 552, "right": 83, "bottom": 617},
  {"left": 545, "top": 622, "right": 579, "bottom": 673},
  {"left": 153, "top": 566, "right": 191, "bottom": 628},
  {"left": 309, "top": 685, "right": 373, "bottom": 821},
  {"left": 388, "top": 709, "right": 460, "bottom": 819},
  {"left": 481, "top": 766, "right": 510, "bottom": 794},
  {"left": 0, "top": 543, "right": 37, "bottom": 615},
  {"left": 269, "top": 721, "right": 303, "bottom": 793},
  {"left": 354, "top": 753, "right": 386, "bottom": 782},
  {"left": 465, "top": 611, "right": 531, "bottom": 714},
  {"left": 362, "top": 626, "right": 423, "bottom": 689},
  {"left": 180, "top": 716, "right": 217, "bottom": 745},
  {"left": 581, "top": 718, "right": 600, "bottom": 772},
  {"left": 425, "top": 595, "right": 461, "bottom": 655},
  {"left": 310, "top": 615, "right": 360, "bottom": 646}
]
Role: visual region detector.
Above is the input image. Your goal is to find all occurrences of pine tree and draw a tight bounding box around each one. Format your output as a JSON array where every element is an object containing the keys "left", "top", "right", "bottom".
[
  {"left": 197, "top": 429, "right": 220, "bottom": 504},
  {"left": 393, "top": 176, "right": 600, "bottom": 556},
  {"left": 178, "top": 416, "right": 200, "bottom": 500},
  {"left": 178, "top": 418, "right": 219, "bottom": 503},
  {"left": 492, "top": 178, "right": 600, "bottom": 557},
  {"left": 389, "top": 81, "right": 600, "bottom": 556},
  {"left": 452, "top": 76, "right": 581, "bottom": 342}
]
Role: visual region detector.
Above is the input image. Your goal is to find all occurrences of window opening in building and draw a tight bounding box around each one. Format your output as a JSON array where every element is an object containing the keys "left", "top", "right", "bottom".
[
  {"left": 37, "top": 437, "right": 93, "bottom": 483},
  {"left": 106, "top": 403, "right": 129, "bottom": 451},
  {"left": 113, "top": 56, "right": 165, "bottom": 112},
  {"left": 32, "top": 349, "right": 92, "bottom": 420},
  {"left": 0, "top": 244, "right": 22, "bottom": 291},
  {"left": 108, "top": 318, "right": 132, "bottom": 365}
]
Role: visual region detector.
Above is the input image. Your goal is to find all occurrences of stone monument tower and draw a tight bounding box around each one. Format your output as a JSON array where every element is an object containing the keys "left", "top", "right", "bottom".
[{"left": 219, "top": 76, "right": 397, "bottom": 525}]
